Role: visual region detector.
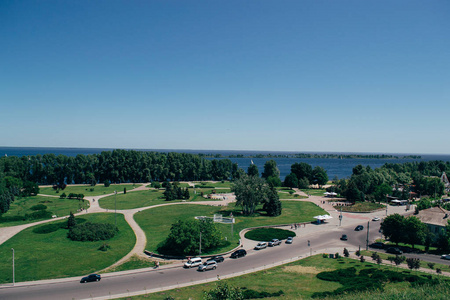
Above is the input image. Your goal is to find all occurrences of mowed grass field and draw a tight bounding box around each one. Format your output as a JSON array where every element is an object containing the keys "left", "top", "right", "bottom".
[
  {"left": 135, "top": 201, "right": 326, "bottom": 254},
  {"left": 39, "top": 183, "right": 142, "bottom": 197},
  {"left": 118, "top": 254, "right": 442, "bottom": 300},
  {"left": 0, "top": 213, "right": 135, "bottom": 284},
  {"left": 100, "top": 189, "right": 167, "bottom": 209},
  {"left": 0, "top": 196, "right": 88, "bottom": 228}
]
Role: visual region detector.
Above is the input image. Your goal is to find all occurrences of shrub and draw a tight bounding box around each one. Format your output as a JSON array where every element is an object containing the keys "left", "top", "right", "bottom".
[
  {"left": 242, "top": 289, "right": 284, "bottom": 299},
  {"left": 322, "top": 253, "right": 329, "bottom": 258},
  {"left": 59, "top": 192, "right": 67, "bottom": 199},
  {"left": 30, "top": 204, "right": 47, "bottom": 211},
  {"left": 151, "top": 182, "right": 161, "bottom": 189},
  {"left": 67, "top": 222, "right": 118, "bottom": 242},
  {"left": 360, "top": 256, "right": 365, "bottom": 263},
  {"left": 27, "top": 210, "right": 53, "bottom": 220},
  {"left": 104, "top": 180, "right": 110, "bottom": 187},
  {"left": 98, "top": 243, "right": 111, "bottom": 251},
  {"left": 244, "top": 228, "right": 296, "bottom": 241},
  {"left": 33, "top": 222, "right": 65, "bottom": 234},
  {"left": 428, "top": 262, "right": 435, "bottom": 270},
  {"left": 343, "top": 248, "right": 349, "bottom": 257},
  {"left": 355, "top": 250, "right": 360, "bottom": 256}
]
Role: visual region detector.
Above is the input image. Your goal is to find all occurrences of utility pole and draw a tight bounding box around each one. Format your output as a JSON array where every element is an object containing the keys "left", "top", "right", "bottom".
[
  {"left": 366, "top": 221, "right": 370, "bottom": 250},
  {"left": 11, "top": 248, "right": 15, "bottom": 286},
  {"left": 114, "top": 191, "right": 117, "bottom": 227}
]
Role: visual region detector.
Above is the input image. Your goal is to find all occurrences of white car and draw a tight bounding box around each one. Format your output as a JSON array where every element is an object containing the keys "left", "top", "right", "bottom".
[
  {"left": 372, "top": 217, "right": 380, "bottom": 221},
  {"left": 254, "top": 242, "right": 268, "bottom": 250},
  {"left": 441, "top": 254, "right": 450, "bottom": 260},
  {"left": 184, "top": 257, "right": 202, "bottom": 268}
]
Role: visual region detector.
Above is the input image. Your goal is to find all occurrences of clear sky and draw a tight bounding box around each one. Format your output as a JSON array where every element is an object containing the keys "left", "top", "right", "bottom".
[{"left": 1, "top": 1, "right": 449, "bottom": 154}]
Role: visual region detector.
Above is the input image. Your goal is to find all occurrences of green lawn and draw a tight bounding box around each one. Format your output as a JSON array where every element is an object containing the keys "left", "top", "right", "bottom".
[
  {"left": 99, "top": 189, "right": 168, "bottom": 209},
  {"left": 301, "top": 188, "right": 327, "bottom": 196},
  {"left": 118, "top": 255, "right": 444, "bottom": 300},
  {"left": 0, "top": 195, "right": 88, "bottom": 227},
  {"left": 39, "top": 183, "right": 142, "bottom": 197},
  {"left": 135, "top": 201, "right": 326, "bottom": 254},
  {"left": 0, "top": 213, "right": 135, "bottom": 284}
]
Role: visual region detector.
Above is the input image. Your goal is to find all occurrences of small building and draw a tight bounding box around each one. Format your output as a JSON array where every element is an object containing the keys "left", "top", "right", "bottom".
[{"left": 413, "top": 206, "right": 450, "bottom": 237}]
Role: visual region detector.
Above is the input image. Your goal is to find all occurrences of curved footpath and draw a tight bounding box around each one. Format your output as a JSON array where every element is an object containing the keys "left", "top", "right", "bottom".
[{"left": 0, "top": 183, "right": 418, "bottom": 277}]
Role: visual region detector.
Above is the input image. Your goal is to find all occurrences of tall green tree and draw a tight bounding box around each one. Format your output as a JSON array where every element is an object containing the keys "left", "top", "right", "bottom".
[
  {"left": 247, "top": 164, "right": 259, "bottom": 177},
  {"left": 374, "top": 183, "right": 392, "bottom": 202},
  {"left": 263, "top": 185, "right": 282, "bottom": 216},
  {"left": 381, "top": 214, "right": 406, "bottom": 245},
  {"left": 261, "top": 160, "right": 280, "bottom": 179},
  {"left": 404, "top": 216, "right": 427, "bottom": 249},
  {"left": 312, "top": 166, "right": 328, "bottom": 188},
  {"left": 284, "top": 173, "right": 298, "bottom": 188},
  {"left": 291, "top": 162, "right": 313, "bottom": 182},
  {"left": 232, "top": 174, "right": 271, "bottom": 216}
]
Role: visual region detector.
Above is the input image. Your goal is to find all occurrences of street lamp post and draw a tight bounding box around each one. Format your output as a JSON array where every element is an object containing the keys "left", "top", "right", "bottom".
[
  {"left": 199, "top": 231, "right": 202, "bottom": 255},
  {"left": 114, "top": 191, "right": 117, "bottom": 227},
  {"left": 11, "top": 248, "right": 15, "bottom": 286},
  {"left": 366, "top": 221, "right": 370, "bottom": 250}
]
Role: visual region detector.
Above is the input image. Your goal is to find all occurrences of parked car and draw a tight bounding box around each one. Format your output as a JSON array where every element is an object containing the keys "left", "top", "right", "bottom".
[
  {"left": 198, "top": 260, "right": 217, "bottom": 271},
  {"left": 254, "top": 242, "right": 268, "bottom": 250},
  {"left": 441, "top": 254, "right": 450, "bottom": 260},
  {"left": 230, "top": 249, "right": 247, "bottom": 258},
  {"left": 369, "top": 242, "right": 385, "bottom": 249},
  {"left": 354, "top": 225, "right": 364, "bottom": 231},
  {"left": 372, "top": 217, "right": 380, "bottom": 221},
  {"left": 208, "top": 256, "right": 224, "bottom": 263},
  {"left": 80, "top": 274, "right": 101, "bottom": 283},
  {"left": 268, "top": 239, "right": 281, "bottom": 247},
  {"left": 286, "top": 237, "right": 294, "bottom": 244},
  {"left": 184, "top": 257, "right": 202, "bottom": 268},
  {"left": 386, "top": 247, "right": 403, "bottom": 255},
  {"left": 340, "top": 234, "right": 348, "bottom": 241}
]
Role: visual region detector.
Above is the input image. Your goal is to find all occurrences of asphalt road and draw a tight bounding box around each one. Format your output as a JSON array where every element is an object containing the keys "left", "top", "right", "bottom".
[{"left": 1, "top": 221, "right": 448, "bottom": 300}]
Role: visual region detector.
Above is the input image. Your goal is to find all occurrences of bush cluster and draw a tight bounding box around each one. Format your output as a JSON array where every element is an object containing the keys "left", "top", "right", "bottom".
[
  {"left": 30, "top": 204, "right": 47, "bottom": 211},
  {"left": 312, "top": 266, "right": 441, "bottom": 298},
  {"left": 242, "top": 288, "right": 284, "bottom": 299},
  {"left": 244, "top": 228, "right": 296, "bottom": 241},
  {"left": 67, "top": 222, "right": 118, "bottom": 242}
]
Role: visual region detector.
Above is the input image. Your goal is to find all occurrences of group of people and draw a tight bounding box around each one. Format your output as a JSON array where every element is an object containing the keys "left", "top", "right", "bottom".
[{"left": 290, "top": 223, "right": 304, "bottom": 229}]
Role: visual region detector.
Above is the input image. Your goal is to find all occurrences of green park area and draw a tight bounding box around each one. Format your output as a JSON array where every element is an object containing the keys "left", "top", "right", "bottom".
[
  {"left": 118, "top": 255, "right": 449, "bottom": 300},
  {"left": 336, "top": 202, "right": 385, "bottom": 212},
  {"left": 39, "top": 184, "right": 142, "bottom": 197},
  {"left": 0, "top": 195, "right": 88, "bottom": 227},
  {"left": 100, "top": 189, "right": 167, "bottom": 209},
  {"left": 135, "top": 201, "right": 326, "bottom": 255},
  {"left": 277, "top": 190, "right": 308, "bottom": 199},
  {"left": 0, "top": 213, "right": 135, "bottom": 284}
]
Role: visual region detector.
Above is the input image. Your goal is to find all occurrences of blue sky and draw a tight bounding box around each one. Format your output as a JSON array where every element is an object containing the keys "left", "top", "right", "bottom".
[{"left": 1, "top": 1, "right": 449, "bottom": 154}]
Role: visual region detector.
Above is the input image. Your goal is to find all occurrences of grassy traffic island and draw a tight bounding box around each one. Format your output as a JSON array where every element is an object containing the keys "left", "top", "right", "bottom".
[
  {"left": 135, "top": 201, "right": 325, "bottom": 256},
  {"left": 333, "top": 201, "right": 385, "bottom": 213},
  {"left": 244, "top": 227, "right": 296, "bottom": 241},
  {"left": 116, "top": 254, "right": 450, "bottom": 300},
  {"left": 0, "top": 213, "right": 135, "bottom": 284}
]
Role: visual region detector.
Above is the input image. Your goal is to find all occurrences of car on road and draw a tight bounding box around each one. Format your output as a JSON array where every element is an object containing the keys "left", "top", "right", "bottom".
[
  {"left": 80, "top": 274, "right": 101, "bottom": 283},
  {"left": 441, "top": 254, "right": 450, "bottom": 260},
  {"left": 354, "top": 225, "right": 364, "bottom": 231},
  {"left": 369, "top": 242, "right": 385, "bottom": 249},
  {"left": 254, "top": 242, "right": 268, "bottom": 250},
  {"left": 198, "top": 260, "right": 217, "bottom": 271},
  {"left": 230, "top": 249, "right": 247, "bottom": 258},
  {"left": 372, "top": 217, "right": 380, "bottom": 221},
  {"left": 386, "top": 247, "right": 403, "bottom": 255},
  {"left": 268, "top": 239, "right": 281, "bottom": 247},
  {"left": 208, "top": 256, "right": 224, "bottom": 263},
  {"left": 184, "top": 257, "right": 202, "bottom": 268},
  {"left": 286, "top": 237, "right": 294, "bottom": 244},
  {"left": 340, "top": 234, "right": 348, "bottom": 241}
]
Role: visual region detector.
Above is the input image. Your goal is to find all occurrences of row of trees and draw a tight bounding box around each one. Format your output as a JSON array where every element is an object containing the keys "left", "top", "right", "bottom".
[
  {"left": 163, "top": 183, "right": 190, "bottom": 201},
  {"left": 381, "top": 213, "right": 450, "bottom": 252},
  {"left": 283, "top": 163, "right": 328, "bottom": 189},
  {"left": 0, "top": 150, "right": 240, "bottom": 185}
]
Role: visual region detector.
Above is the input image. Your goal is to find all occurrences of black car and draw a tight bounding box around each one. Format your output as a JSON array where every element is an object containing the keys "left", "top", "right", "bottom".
[
  {"left": 386, "top": 247, "right": 403, "bottom": 255},
  {"left": 369, "top": 242, "right": 385, "bottom": 249},
  {"left": 354, "top": 225, "right": 364, "bottom": 231},
  {"left": 208, "top": 255, "right": 224, "bottom": 263},
  {"left": 230, "top": 249, "right": 247, "bottom": 258},
  {"left": 340, "top": 234, "right": 348, "bottom": 241},
  {"left": 80, "top": 274, "right": 101, "bottom": 283}
]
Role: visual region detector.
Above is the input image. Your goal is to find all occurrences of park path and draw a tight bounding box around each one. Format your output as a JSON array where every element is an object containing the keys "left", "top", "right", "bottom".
[{"left": 0, "top": 182, "right": 236, "bottom": 272}]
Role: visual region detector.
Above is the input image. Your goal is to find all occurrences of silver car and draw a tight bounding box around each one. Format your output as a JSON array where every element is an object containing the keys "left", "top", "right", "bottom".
[
  {"left": 268, "top": 239, "right": 281, "bottom": 246},
  {"left": 254, "top": 242, "right": 268, "bottom": 250},
  {"left": 198, "top": 260, "right": 217, "bottom": 271}
]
